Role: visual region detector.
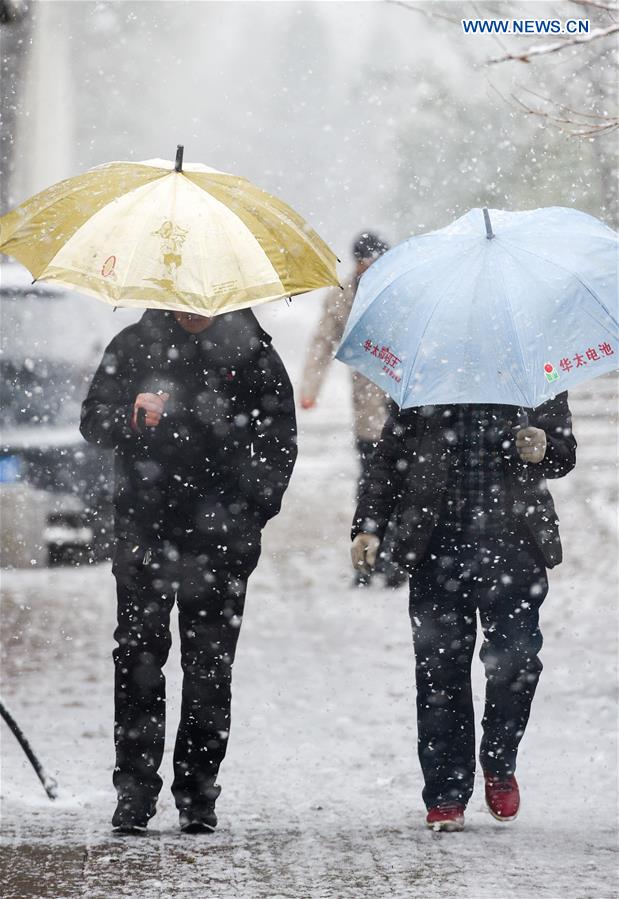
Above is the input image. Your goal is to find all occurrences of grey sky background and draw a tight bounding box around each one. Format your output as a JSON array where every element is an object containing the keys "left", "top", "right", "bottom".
[{"left": 11, "top": 0, "right": 617, "bottom": 266}]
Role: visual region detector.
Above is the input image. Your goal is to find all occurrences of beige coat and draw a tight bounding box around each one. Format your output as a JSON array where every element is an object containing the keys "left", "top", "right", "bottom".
[{"left": 301, "top": 279, "right": 388, "bottom": 442}]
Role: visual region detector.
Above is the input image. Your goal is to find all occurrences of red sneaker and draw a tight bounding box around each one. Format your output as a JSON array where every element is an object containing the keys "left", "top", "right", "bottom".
[
  {"left": 484, "top": 773, "right": 520, "bottom": 821},
  {"left": 425, "top": 804, "right": 465, "bottom": 832}
]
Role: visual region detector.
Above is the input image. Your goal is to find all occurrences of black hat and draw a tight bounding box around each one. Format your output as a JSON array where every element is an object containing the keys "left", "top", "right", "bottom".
[{"left": 352, "top": 231, "right": 389, "bottom": 260}]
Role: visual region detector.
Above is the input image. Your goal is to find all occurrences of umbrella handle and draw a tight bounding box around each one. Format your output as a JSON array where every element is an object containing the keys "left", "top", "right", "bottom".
[
  {"left": 136, "top": 390, "right": 168, "bottom": 434},
  {"left": 517, "top": 409, "right": 529, "bottom": 429}
]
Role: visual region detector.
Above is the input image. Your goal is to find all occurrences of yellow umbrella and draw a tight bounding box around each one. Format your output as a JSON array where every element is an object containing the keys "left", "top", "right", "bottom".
[{"left": 0, "top": 146, "right": 339, "bottom": 316}]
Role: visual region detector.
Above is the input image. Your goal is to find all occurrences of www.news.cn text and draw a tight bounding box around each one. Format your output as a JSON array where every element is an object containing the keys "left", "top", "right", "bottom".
[{"left": 462, "top": 18, "right": 590, "bottom": 35}]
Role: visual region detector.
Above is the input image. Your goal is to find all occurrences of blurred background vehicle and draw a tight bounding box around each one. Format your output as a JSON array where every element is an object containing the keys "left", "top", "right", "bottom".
[{"left": 0, "top": 261, "right": 137, "bottom": 565}]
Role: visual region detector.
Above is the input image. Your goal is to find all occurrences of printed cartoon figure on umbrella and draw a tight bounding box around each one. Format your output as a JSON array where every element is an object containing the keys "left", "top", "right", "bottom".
[
  {"left": 338, "top": 206, "right": 618, "bottom": 832},
  {"left": 148, "top": 220, "right": 190, "bottom": 292}
]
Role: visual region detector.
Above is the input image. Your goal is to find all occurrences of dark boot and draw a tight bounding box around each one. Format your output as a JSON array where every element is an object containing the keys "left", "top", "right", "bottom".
[
  {"left": 352, "top": 569, "right": 373, "bottom": 588},
  {"left": 179, "top": 785, "right": 220, "bottom": 833},
  {"left": 112, "top": 794, "right": 157, "bottom": 833}
]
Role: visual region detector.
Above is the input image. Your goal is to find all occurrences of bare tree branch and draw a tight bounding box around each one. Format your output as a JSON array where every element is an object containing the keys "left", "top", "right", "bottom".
[
  {"left": 385, "top": 0, "right": 460, "bottom": 25},
  {"left": 485, "top": 78, "right": 618, "bottom": 137},
  {"left": 569, "top": 0, "right": 618, "bottom": 14},
  {"left": 471, "top": 0, "right": 511, "bottom": 54},
  {"left": 521, "top": 86, "right": 617, "bottom": 120},
  {"left": 389, "top": 0, "right": 618, "bottom": 138},
  {"left": 511, "top": 92, "right": 619, "bottom": 136},
  {"left": 488, "top": 23, "right": 619, "bottom": 64}
]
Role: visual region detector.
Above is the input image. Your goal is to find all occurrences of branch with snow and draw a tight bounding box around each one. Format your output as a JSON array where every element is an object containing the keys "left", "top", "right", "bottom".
[
  {"left": 512, "top": 90, "right": 618, "bottom": 136},
  {"left": 569, "top": 0, "right": 618, "bottom": 13},
  {"left": 488, "top": 23, "right": 619, "bottom": 64},
  {"left": 385, "top": 0, "right": 461, "bottom": 25}
]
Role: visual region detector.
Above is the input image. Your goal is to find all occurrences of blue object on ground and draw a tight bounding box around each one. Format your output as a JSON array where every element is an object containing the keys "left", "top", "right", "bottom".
[{"left": 0, "top": 455, "right": 22, "bottom": 483}]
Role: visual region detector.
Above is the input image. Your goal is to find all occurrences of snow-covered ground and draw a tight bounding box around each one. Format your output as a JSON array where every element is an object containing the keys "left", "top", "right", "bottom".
[{"left": 1, "top": 297, "right": 617, "bottom": 899}]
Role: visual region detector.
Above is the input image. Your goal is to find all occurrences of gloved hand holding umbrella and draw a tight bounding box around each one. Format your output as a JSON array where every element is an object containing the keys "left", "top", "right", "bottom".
[{"left": 515, "top": 425, "right": 547, "bottom": 464}]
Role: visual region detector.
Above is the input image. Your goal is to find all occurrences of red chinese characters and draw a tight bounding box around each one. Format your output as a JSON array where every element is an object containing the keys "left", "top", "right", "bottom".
[
  {"left": 559, "top": 343, "right": 614, "bottom": 374},
  {"left": 363, "top": 339, "right": 402, "bottom": 383}
]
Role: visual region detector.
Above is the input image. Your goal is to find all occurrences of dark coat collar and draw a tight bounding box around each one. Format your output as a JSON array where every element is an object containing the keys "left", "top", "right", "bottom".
[{"left": 136, "top": 308, "right": 272, "bottom": 369}]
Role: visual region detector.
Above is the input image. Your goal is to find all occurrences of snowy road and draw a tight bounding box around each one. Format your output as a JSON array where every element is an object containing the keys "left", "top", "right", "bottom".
[{"left": 1, "top": 299, "right": 617, "bottom": 899}]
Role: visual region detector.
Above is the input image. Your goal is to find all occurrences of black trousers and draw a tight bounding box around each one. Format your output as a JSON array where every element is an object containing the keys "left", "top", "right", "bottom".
[
  {"left": 112, "top": 541, "right": 256, "bottom": 811},
  {"left": 408, "top": 523, "right": 548, "bottom": 809}
]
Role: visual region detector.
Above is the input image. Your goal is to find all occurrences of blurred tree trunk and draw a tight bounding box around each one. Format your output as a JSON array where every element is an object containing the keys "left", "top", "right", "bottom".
[
  {"left": 590, "top": 51, "right": 618, "bottom": 228},
  {"left": 592, "top": 138, "right": 618, "bottom": 229},
  {"left": 0, "top": 0, "right": 31, "bottom": 213}
]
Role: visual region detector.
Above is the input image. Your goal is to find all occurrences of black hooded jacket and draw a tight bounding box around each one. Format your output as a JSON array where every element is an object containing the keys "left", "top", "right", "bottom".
[
  {"left": 80, "top": 309, "right": 297, "bottom": 555},
  {"left": 352, "top": 392, "right": 576, "bottom": 570}
]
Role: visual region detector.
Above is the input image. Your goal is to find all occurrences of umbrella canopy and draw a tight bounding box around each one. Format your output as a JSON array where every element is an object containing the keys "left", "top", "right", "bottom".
[
  {"left": 336, "top": 207, "right": 618, "bottom": 409},
  {"left": 0, "top": 147, "right": 339, "bottom": 316}
]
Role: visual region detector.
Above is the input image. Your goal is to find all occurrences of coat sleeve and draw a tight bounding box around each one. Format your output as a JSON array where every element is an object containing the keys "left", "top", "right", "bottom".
[
  {"left": 80, "top": 338, "right": 137, "bottom": 449},
  {"left": 300, "top": 285, "right": 350, "bottom": 401},
  {"left": 528, "top": 391, "right": 577, "bottom": 479},
  {"left": 239, "top": 345, "right": 298, "bottom": 524},
  {"left": 351, "top": 412, "right": 409, "bottom": 542}
]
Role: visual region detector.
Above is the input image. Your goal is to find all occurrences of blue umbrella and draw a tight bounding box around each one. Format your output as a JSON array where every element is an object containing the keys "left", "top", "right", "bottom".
[{"left": 335, "top": 207, "right": 618, "bottom": 408}]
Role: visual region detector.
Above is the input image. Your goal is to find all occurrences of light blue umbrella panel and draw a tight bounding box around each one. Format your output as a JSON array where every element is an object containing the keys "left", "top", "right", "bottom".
[{"left": 335, "top": 207, "right": 618, "bottom": 408}]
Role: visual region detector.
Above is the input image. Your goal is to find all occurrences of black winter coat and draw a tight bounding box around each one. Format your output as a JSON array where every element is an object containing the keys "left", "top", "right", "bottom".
[
  {"left": 80, "top": 309, "right": 297, "bottom": 559},
  {"left": 352, "top": 392, "right": 576, "bottom": 570}
]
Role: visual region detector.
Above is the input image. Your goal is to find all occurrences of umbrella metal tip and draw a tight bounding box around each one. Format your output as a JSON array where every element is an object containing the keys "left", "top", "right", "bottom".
[
  {"left": 483, "top": 207, "right": 494, "bottom": 240},
  {"left": 175, "top": 145, "right": 184, "bottom": 173},
  {"left": 44, "top": 776, "right": 59, "bottom": 800}
]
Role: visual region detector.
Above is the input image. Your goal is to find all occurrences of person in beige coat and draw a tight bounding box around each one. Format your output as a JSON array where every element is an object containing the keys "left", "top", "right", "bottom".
[{"left": 300, "top": 232, "right": 405, "bottom": 587}]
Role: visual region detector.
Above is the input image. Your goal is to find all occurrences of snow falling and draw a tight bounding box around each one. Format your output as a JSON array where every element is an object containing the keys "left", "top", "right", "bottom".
[{"left": 1, "top": 2, "right": 617, "bottom": 898}]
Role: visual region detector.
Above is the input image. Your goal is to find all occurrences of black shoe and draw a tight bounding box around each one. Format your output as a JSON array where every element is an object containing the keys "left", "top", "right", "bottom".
[
  {"left": 112, "top": 796, "right": 156, "bottom": 834},
  {"left": 179, "top": 802, "right": 218, "bottom": 833},
  {"left": 352, "top": 569, "right": 373, "bottom": 588},
  {"left": 384, "top": 569, "right": 407, "bottom": 589}
]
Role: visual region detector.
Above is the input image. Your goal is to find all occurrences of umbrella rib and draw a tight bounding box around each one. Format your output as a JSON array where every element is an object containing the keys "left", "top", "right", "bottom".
[
  {"left": 181, "top": 176, "right": 284, "bottom": 311},
  {"left": 195, "top": 177, "right": 336, "bottom": 282},
  {"left": 501, "top": 240, "right": 618, "bottom": 325},
  {"left": 493, "top": 251, "right": 533, "bottom": 407},
  {"left": 44, "top": 177, "right": 166, "bottom": 302},
  {"left": 118, "top": 179, "right": 175, "bottom": 304},
  {"left": 1, "top": 170, "right": 110, "bottom": 238},
  {"left": 401, "top": 248, "right": 483, "bottom": 404},
  {"left": 4, "top": 166, "right": 165, "bottom": 263},
  {"left": 342, "top": 264, "right": 416, "bottom": 342},
  {"left": 341, "top": 246, "right": 480, "bottom": 407},
  {"left": 214, "top": 179, "right": 330, "bottom": 259}
]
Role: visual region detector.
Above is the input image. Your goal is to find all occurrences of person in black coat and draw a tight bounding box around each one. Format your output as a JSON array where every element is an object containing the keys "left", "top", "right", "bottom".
[
  {"left": 350, "top": 395, "right": 576, "bottom": 831},
  {"left": 81, "top": 308, "right": 297, "bottom": 833}
]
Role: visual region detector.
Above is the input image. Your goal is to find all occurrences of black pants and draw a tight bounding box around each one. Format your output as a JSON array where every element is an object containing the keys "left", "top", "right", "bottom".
[
  {"left": 112, "top": 541, "right": 255, "bottom": 811},
  {"left": 409, "top": 524, "right": 548, "bottom": 809}
]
